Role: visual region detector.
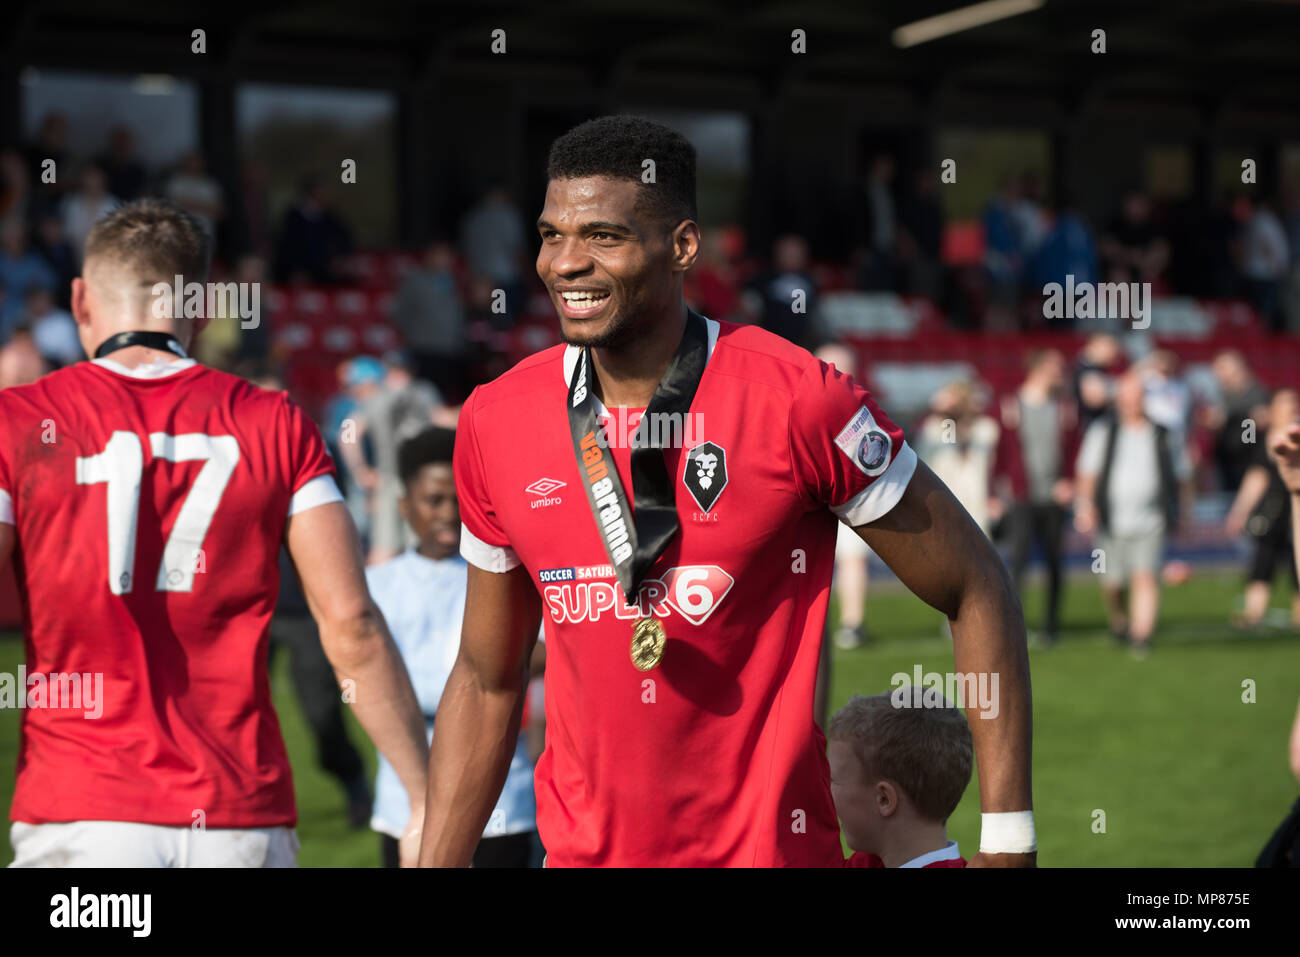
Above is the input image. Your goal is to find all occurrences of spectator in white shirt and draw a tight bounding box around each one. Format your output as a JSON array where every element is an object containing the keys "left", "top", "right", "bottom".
[{"left": 1074, "top": 370, "right": 1194, "bottom": 656}]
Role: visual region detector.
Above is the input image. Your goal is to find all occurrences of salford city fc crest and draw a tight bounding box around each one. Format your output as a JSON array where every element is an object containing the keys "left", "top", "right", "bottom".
[{"left": 683, "top": 441, "right": 727, "bottom": 512}]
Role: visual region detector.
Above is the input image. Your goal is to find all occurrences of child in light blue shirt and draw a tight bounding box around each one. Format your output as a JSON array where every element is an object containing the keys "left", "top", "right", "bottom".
[{"left": 367, "top": 426, "right": 541, "bottom": 866}]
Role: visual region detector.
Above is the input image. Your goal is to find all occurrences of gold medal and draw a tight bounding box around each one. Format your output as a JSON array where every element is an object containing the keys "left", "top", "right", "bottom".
[{"left": 630, "top": 617, "right": 667, "bottom": 671}]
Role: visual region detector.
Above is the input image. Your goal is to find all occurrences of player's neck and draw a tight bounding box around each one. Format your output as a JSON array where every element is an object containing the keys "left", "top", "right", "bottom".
[
  {"left": 876, "top": 821, "right": 950, "bottom": 868},
  {"left": 97, "top": 345, "right": 187, "bottom": 369},
  {"left": 590, "top": 307, "right": 688, "bottom": 409}
]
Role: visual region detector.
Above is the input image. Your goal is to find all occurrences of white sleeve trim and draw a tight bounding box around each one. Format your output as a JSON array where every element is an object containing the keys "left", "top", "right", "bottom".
[
  {"left": 287, "top": 474, "right": 344, "bottom": 517},
  {"left": 831, "top": 441, "right": 918, "bottom": 527},
  {"left": 460, "top": 522, "right": 520, "bottom": 573},
  {"left": 0, "top": 489, "right": 12, "bottom": 525}
]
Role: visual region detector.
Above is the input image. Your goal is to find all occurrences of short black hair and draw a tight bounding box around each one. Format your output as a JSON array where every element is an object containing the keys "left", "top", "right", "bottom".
[
  {"left": 546, "top": 115, "right": 697, "bottom": 229},
  {"left": 398, "top": 427, "right": 455, "bottom": 487}
]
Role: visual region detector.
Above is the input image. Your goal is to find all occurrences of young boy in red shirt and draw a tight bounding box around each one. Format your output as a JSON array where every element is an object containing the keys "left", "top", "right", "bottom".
[{"left": 830, "top": 691, "right": 972, "bottom": 868}]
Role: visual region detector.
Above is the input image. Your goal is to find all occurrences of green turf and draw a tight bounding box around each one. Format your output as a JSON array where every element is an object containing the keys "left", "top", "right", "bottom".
[
  {"left": 831, "top": 571, "right": 1300, "bottom": 867},
  {"left": 1, "top": 571, "right": 1297, "bottom": 866}
]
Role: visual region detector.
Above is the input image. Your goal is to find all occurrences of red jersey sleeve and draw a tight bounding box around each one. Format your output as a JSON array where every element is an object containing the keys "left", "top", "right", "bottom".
[
  {"left": 454, "top": 388, "right": 520, "bottom": 573},
  {"left": 278, "top": 395, "right": 341, "bottom": 518},
  {"left": 282, "top": 395, "right": 336, "bottom": 492},
  {"left": 788, "top": 359, "right": 917, "bottom": 526}
]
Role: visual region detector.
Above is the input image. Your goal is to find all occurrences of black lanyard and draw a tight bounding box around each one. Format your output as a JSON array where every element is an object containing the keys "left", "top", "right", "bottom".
[
  {"left": 566, "top": 309, "right": 708, "bottom": 600},
  {"left": 94, "top": 331, "right": 188, "bottom": 360}
]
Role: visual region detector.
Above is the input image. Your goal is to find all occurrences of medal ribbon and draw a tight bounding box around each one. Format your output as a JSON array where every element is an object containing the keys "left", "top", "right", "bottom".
[
  {"left": 94, "top": 331, "right": 188, "bottom": 360},
  {"left": 566, "top": 308, "right": 708, "bottom": 600}
]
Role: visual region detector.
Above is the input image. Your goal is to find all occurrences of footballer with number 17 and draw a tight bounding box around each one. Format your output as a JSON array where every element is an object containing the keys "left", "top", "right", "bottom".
[
  {"left": 421, "top": 116, "right": 1035, "bottom": 867},
  {"left": 0, "top": 201, "right": 430, "bottom": 867}
]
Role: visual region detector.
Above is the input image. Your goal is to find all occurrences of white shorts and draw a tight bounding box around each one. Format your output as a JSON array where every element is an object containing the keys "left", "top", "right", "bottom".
[
  {"left": 9, "top": 821, "right": 300, "bottom": 868},
  {"left": 1097, "top": 528, "right": 1165, "bottom": 582}
]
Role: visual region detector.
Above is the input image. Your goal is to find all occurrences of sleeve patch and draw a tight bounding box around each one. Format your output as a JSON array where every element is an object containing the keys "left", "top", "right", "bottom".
[{"left": 834, "top": 405, "right": 894, "bottom": 477}]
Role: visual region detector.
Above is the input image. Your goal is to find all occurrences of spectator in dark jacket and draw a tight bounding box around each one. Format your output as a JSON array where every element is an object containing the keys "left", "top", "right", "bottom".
[
  {"left": 993, "top": 348, "right": 1077, "bottom": 646},
  {"left": 1210, "top": 349, "right": 1270, "bottom": 494},
  {"left": 740, "top": 233, "right": 818, "bottom": 349},
  {"left": 274, "top": 175, "right": 353, "bottom": 284},
  {"left": 95, "top": 126, "right": 147, "bottom": 203},
  {"left": 1225, "top": 388, "right": 1300, "bottom": 628}
]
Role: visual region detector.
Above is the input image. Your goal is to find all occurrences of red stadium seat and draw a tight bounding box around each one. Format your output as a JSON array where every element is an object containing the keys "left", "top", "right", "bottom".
[
  {"left": 340, "top": 251, "right": 381, "bottom": 286},
  {"left": 263, "top": 285, "right": 291, "bottom": 318},
  {"left": 332, "top": 288, "right": 372, "bottom": 317},
  {"left": 272, "top": 318, "right": 315, "bottom": 352},
  {"left": 291, "top": 286, "right": 332, "bottom": 321}
]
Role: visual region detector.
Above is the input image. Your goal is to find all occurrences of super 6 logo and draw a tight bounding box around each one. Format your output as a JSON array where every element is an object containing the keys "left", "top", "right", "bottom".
[{"left": 544, "top": 565, "right": 735, "bottom": 626}]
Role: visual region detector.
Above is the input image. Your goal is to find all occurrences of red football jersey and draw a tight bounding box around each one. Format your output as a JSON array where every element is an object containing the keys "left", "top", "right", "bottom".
[
  {"left": 456, "top": 318, "right": 917, "bottom": 866},
  {"left": 0, "top": 356, "right": 338, "bottom": 827}
]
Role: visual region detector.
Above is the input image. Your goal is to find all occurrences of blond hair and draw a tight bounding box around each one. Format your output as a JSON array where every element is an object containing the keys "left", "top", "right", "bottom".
[
  {"left": 828, "top": 692, "right": 973, "bottom": 823},
  {"left": 83, "top": 198, "right": 211, "bottom": 284}
]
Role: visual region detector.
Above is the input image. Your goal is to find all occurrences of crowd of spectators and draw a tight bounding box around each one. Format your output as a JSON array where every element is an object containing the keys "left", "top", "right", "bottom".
[
  {"left": 829, "top": 335, "right": 1297, "bottom": 652},
  {"left": 722, "top": 161, "right": 1300, "bottom": 343},
  {"left": 3, "top": 117, "right": 1298, "bottom": 621},
  {"left": 0, "top": 113, "right": 364, "bottom": 368}
]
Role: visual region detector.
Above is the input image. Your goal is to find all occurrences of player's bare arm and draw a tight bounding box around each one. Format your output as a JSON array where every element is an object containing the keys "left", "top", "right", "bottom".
[
  {"left": 338, "top": 413, "right": 377, "bottom": 491},
  {"left": 1073, "top": 470, "right": 1098, "bottom": 535},
  {"left": 1225, "top": 466, "right": 1270, "bottom": 538},
  {"left": 285, "top": 499, "right": 430, "bottom": 865},
  {"left": 857, "top": 460, "right": 1035, "bottom": 867},
  {"left": 419, "top": 562, "right": 541, "bottom": 867}
]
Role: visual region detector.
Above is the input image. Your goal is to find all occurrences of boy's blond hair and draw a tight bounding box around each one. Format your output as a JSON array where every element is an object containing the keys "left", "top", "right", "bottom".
[{"left": 828, "top": 692, "right": 973, "bottom": 823}]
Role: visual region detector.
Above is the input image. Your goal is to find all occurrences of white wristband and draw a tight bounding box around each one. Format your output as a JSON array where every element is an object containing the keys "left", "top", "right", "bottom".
[{"left": 980, "top": 811, "right": 1036, "bottom": 854}]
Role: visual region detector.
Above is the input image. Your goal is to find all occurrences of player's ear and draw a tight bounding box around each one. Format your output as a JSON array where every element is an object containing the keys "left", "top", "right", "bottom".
[
  {"left": 672, "top": 220, "right": 701, "bottom": 273},
  {"left": 71, "top": 277, "right": 96, "bottom": 360},
  {"left": 70, "top": 276, "right": 90, "bottom": 328},
  {"left": 876, "top": 780, "right": 899, "bottom": 817}
]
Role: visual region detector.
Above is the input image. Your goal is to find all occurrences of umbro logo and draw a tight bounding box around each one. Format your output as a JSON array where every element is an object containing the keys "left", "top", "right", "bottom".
[
  {"left": 526, "top": 477, "right": 565, "bottom": 509},
  {"left": 526, "top": 478, "right": 565, "bottom": 496}
]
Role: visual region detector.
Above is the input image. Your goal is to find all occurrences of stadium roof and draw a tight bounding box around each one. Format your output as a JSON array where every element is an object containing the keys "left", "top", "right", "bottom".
[{"left": 5, "top": 0, "right": 1300, "bottom": 129}]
